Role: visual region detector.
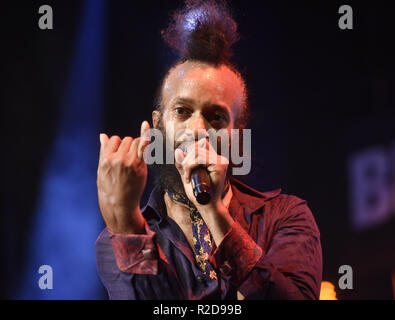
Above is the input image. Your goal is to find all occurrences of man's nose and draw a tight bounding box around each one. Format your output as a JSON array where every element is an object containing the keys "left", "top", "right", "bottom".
[{"left": 188, "top": 114, "right": 210, "bottom": 140}]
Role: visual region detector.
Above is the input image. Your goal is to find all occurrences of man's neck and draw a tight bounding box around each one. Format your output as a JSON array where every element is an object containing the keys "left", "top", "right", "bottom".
[
  {"left": 164, "top": 192, "right": 191, "bottom": 224},
  {"left": 163, "top": 184, "right": 233, "bottom": 223}
]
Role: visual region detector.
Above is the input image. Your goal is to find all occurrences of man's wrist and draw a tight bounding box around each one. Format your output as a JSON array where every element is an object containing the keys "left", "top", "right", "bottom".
[{"left": 108, "top": 207, "right": 146, "bottom": 235}]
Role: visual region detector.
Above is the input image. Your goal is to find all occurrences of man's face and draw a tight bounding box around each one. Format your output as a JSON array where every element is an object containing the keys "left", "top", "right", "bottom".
[
  {"left": 152, "top": 60, "right": 245, "bottom": 193},
  {"left": 153, "top": 61, "right": 244, "bottom": 148}
]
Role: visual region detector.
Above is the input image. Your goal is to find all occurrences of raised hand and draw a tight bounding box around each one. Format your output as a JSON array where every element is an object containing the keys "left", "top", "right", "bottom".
[{"left": 97, "top": 121, "right": 151, "bottom": 234}]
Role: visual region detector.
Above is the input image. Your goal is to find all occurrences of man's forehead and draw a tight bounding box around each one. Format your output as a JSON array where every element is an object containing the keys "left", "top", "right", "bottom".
[{"left": 162, "top": 61, "right": 243, "bottom": 110}]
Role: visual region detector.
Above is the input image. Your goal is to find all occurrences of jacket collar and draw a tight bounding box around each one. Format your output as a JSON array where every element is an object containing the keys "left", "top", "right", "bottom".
[{"left": 229, "top": 177, "right": 281, "bottom": 215}]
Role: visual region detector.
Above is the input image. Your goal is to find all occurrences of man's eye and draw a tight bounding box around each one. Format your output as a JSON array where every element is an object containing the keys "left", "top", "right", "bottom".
[
  {"left": 213, "top": 112, "right": 227, "bottom": 122},
  {"left": 213, "top": 113, "right": 223, "bottom": 121},
  {"left": 175, "top": 107, "right": 186, "bottom": 114}
]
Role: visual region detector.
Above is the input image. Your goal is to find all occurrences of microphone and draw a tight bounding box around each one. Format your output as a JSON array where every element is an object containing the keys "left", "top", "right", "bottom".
[
  {"left": 178, "top": 140, "right": 212, "bottom": 205},
  {"left": 190, "top": 167, "right": 212, "bottom": 205}
]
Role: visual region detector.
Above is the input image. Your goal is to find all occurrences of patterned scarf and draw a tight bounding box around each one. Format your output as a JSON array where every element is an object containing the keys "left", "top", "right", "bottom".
[{"left": 165, "top": 188, "right": 219, "bottom": 282}]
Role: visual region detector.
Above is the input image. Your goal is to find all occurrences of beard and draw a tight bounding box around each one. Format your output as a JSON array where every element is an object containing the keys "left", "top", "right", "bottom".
[
  {"left": 149, "top": 122, "right": 188, "bottom": 197},
  {"left": 150, "top": 161, "right": 186, "bottom": 196}
]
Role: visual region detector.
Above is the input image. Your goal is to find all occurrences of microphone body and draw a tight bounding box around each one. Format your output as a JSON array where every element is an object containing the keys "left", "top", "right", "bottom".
[
  {"left": 178, "top": 139, "right": 212, "bottom": 205},
  {"left": 190, "top": 167, "right": 212, "bottom": 205},
  {"left": 191, "top": 167, "right": 211, "bottom": 204}
]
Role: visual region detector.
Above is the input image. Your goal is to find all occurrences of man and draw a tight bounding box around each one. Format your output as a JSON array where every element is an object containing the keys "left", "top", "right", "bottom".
[{"left": 95, "top": 0, "right": 322, "bottom": 300}]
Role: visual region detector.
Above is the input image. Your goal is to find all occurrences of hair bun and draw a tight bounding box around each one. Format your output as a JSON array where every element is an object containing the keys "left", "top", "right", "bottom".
[{"left": 162, "top": 0, "right": 239, "bottom": 64}]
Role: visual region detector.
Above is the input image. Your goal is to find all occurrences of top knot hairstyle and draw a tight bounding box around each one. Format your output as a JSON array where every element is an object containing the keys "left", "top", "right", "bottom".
[
  {"left": 157, "top": 0, "right": 249, "bottom": 128},
  {"left": 162, "top": 0, "right": 239, "bottom": 65}
]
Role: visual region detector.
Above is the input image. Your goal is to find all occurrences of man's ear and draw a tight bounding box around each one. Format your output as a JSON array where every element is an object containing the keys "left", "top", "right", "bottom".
[{"left": 152, "top": 110, "right": 161, "bottom": 129}]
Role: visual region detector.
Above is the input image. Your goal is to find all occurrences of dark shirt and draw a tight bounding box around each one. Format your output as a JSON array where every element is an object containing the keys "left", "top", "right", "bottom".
[{"left": 95, "top": 178, "right": 322, "bottom": 300}]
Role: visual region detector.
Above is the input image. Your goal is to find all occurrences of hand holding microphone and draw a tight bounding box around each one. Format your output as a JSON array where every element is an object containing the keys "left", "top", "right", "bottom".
[{"left": 175, "top": 137, "right": 229, "bottom": 208}]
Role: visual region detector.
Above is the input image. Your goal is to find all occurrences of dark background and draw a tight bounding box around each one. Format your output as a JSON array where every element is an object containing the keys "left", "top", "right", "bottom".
[{"left": 1, "top": 0, "right": 395, "bottom": 299}]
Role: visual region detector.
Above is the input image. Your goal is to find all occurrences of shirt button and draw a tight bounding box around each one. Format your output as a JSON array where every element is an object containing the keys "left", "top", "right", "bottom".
[
  {"left": 219, "top": 261, "right": 232, "bottom": 277},
  {"left": 142, "top": 249, "right": 155, "bottom": 260}
]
